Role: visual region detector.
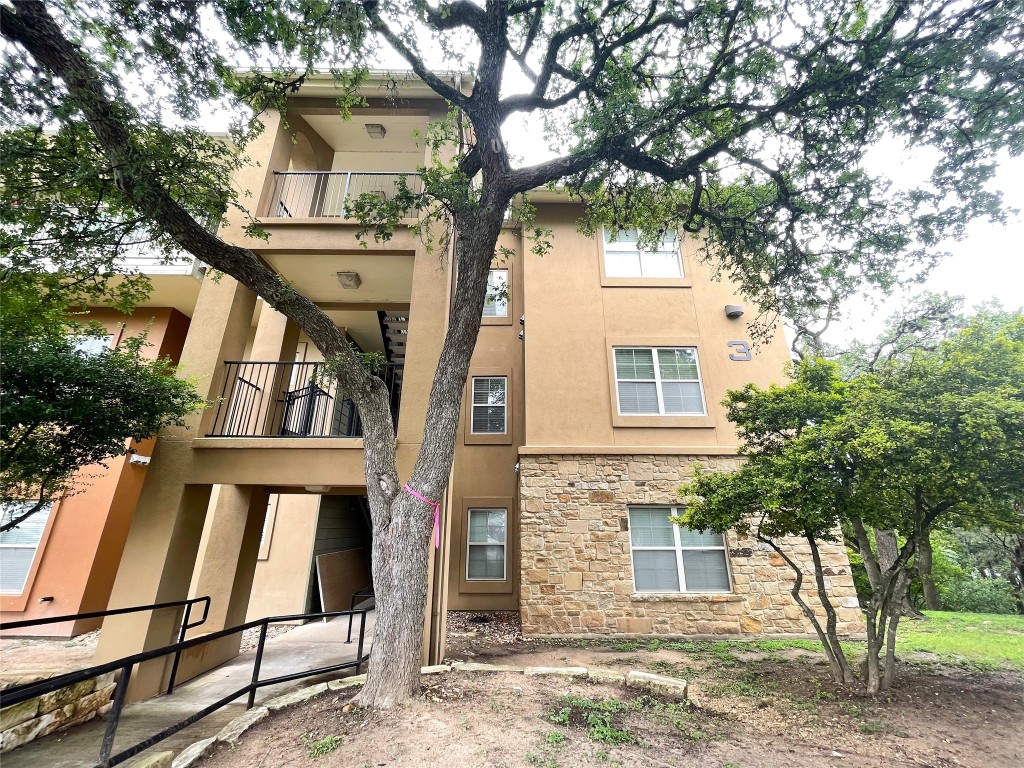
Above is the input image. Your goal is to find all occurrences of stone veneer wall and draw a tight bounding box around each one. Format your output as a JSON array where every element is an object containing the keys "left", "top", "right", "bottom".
[
  {"left": 0, "top": 672, "right": 116, "bottom": 753},
  {"left": 519, "top": 454, "right": 863, "bottom": 637}
]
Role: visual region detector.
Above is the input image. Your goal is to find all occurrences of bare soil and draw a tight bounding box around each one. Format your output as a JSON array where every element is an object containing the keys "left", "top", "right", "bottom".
[{"left": 198, "top": 615, "right": 1024, "bottom": 768}]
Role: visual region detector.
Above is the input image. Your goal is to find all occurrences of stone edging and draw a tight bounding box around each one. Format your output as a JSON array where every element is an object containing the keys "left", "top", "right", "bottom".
[{"left": 148, "top": 663, "right": 687, "bottom": 768}]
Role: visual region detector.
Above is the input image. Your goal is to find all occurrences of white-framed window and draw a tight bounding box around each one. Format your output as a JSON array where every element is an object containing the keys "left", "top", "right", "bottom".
[
  {"left": 72, "top": 334, "right": 113, "bottom": 356},
  {"left": 603, "top": 228, "right": 682, "bottom": 278},
  {"left": 614, "top": 347, "right": 706, "bottom": 415},
  {"left": 629, "top": 507, "right": 731, "bottom": 593},
  {"left": 470, "top": 376, "right": 507, "bottom": 434},
  {"left": 0, "top": 502, "right": 54, "bottom": 594},
  {"left": 467, "top": 508, "right": 507, "bottom": 580},
  {"left": 483, "top": 269, "right": 509, "bottom": 318}
]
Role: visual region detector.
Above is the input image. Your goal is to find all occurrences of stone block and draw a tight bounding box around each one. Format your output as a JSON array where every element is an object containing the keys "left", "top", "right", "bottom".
[
  {"left": 451, "top": 662, "right": 524, "bottom": 673},
  {"left": 38, "top": 679, "right": 95, "bottom": 715},
  {"left": 39, "top": 702, "right": 77, "bottom": 737},
  {"left": 421, "top": 665, "right": 450, "bottom": 675},
  {"left": 587, "top": 669, "right": 626, "bottom": 685},
  {"left": 588, "top": 490, "right": 615, "bottom": 503},
  {"left": 0, "top": 697, "right": 39, "bottom": 731},
  {"left": 128, "top": 751, "right": 173, "bottom": 768},
  {"left": 263, "top": 683, "right": 327, "bottom": 712},
  {"left": 172, "top": 737, "right": 217, "bottom": 768},
  {"left": 564, "top": 572, "right": 583, "bottom": 591},
  {"left": 74, "top": 684, "right": 116, "bottom": 718},
  {"left": 216, "top": 706, "right": 268, "bottom": 744},
  {"left": 523, "top": 667, "right": 587, "bottom": 677},
  {"left": 739, "top": 615, "right": 763, "bottom": 634},
  {"left": 625, "top": 671, "right": 688, "bottom": 699},
  {"left": 0, "top": 712, "right": 51, "bottom": 753},
  {"left": 327, "top": 674, "right": 367, "bottom": 690}
]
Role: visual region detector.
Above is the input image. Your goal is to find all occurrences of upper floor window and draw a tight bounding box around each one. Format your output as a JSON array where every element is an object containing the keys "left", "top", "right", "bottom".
[
  {"left": 614, "top": 347, "right": 706, "bottom": 416},
  {"left": 483, "top": 269, "right": 509, "bottom": 318},
  {"left": 471, "top": 376, "right": 507, "bottom": 434},
  {"left": 72, "top": 334, "right": 113, "bottom": 356},
  {"left": 603, "top": 228, "right": 682, "bottom": 278},
  {"left": 629, "top": 507, "right": 730, "bottom": 593},
  {"left": 1, "top": 502, "right": 53, "bottom": 594}
]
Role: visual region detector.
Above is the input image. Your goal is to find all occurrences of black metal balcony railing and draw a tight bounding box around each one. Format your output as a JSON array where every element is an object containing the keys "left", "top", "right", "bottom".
[
  {"left": 266, "top": 171, "right": 422, "bottom": 218},
  {"left": 206, "top": 361, "right": 402, "bottom": 438}
]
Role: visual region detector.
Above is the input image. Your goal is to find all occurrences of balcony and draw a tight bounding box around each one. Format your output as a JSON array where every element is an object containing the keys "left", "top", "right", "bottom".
[
  {"left": 206, "top": 361, "right": 402, "bottom": 438},
  {"left": 265, "top": 171, "right": 422, "bottom": 219}
]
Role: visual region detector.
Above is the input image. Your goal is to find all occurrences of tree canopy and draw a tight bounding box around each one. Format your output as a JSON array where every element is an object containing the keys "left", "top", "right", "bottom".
[
  {"left": 3, "top": 0, "right": 1023, "bottom": 706},
  {"left": 0, "top": 275, "right": 206, "bottom": 532},
  {"left": 680, "top": 312, "right": 1024, "bottom": 692}
]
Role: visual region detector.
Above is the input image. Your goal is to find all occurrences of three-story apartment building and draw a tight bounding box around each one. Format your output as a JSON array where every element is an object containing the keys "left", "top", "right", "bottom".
[{"left": 5, "top": 73, "right": 862, "bottom": 701}]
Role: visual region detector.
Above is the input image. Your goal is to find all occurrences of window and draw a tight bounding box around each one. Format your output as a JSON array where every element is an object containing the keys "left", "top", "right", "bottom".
[
  {"left": 72, "top": 334, "right": 113, "bottom": 356},
  {"left": 467, "top": 508, "right": 507, "bottom": 580},
  {"left": 471, "top": 376, "right": 507, "bottom": 434},
  {"left": 1, "top": 502, "right": 53, "bottom": 594},
  {"left": 614, "top": 347, "right": 706, "bottom": 415},
  {"left": 629, "top": 507, "right": 730, "bottom": 593},
  {"left": 483, "top": 269, "right": 509, "bottom": 318},
  {"left": 603, "top": 228, "right": 682, "bottom": 278}
]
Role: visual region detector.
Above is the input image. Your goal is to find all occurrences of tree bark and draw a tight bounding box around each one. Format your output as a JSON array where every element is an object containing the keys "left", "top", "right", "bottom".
[
  {"left": 916, "top": 529, "right": 941, "bottom": 610},
  {"left": 874, "top": 529, "right": 923, "bottom": 618}
]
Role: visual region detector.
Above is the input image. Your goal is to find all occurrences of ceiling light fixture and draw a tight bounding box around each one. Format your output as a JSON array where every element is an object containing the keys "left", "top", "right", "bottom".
[
  {"left": 365, "top": 123, "right": 386, "bottom": 139},
  {"left": 337, "top": 271, "right": 362, "bottom": 289}
]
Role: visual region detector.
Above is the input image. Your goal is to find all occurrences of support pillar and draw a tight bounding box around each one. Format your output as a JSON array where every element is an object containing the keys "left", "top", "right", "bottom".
[{"left": 94, "top": 276, "right": 256, "bottom": 701}]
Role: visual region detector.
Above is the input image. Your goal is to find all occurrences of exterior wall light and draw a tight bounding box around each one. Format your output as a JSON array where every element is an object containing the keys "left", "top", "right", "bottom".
[
  {"left": 337, "top": 271, "right": 362, "bottom": 289},
  {"left": 725, "top": 304, "right": 745, "bottom": 318},
  {"left": 365, "top": 123, "right": 386, "bottom": 139}
]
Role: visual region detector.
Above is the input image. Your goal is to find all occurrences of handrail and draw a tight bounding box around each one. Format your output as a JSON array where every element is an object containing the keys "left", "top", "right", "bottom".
[
  {"left": 346, "top": 586, "right": 375, "bottom": 643},
  {"left": 1, "top": 596, "right": 212, "bottom": 699},
  {"left": 0, "top": 595, "right": 211, "bottom": 632},
  {"left": 265, "top": 170, "right": 422, "bottom": 218},
  {"left": 1, "top": 606, "right": 373, "bottom": 768}
]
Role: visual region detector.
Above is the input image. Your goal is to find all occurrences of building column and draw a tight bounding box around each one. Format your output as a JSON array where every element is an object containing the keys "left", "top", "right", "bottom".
[
  {"left": 170, "top": 485, "right": 268, "bottom": 684},
  {"left": 249, "top": 303, "right": 301, "bottom": 435},
  {"left": 93, "top": 276, "right": 256, "bottom": 701}
]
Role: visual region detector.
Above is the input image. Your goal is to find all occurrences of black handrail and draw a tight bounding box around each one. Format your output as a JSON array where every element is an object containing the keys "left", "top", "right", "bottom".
[
  {"left": 1, "top": 607, "right": 372, "bottom": 768},
  {"left": 1, "top": 596, "right": 212, "bottom": 698},
  {"left": 346, "top": 586, "right": 375, "bottom": 643}
]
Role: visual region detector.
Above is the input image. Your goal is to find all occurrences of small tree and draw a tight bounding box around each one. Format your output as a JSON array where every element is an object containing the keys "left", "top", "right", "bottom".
[
  {"left": 4, "top": 0, "right": 1023, "bottom": 706},
  {"left": 1, "top": 276, "right": 206, "bottom": 531},
  {"left": 681, "top": 314, "right": 1024, "bottom": 693}
]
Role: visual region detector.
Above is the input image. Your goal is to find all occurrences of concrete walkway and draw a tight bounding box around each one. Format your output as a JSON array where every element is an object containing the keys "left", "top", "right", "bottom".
[{"left": 3, "top": 612, "right": 374, "bottom": 768}]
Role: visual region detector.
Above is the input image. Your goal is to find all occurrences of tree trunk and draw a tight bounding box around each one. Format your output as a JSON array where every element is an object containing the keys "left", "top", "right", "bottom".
[
  {"left": 357, "top": 492, "right": 433, "bottom": 707},
  {"left": 874, "top": 529, "right": 923, "bottom": 618},
  {"left": 1011, "top": 533, "right": 1024, "bottom": 615},
  {"left": 916, "top": 529, "right": 941, "bottom": 610}
]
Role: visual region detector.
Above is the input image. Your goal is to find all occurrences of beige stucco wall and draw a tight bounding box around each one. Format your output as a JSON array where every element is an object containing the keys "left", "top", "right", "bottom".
[
  {"left": 521, "top": 203, "right": 793, "bottom": 452},
  {"left": 519, "top": 454, "right": 863, "bottom": 637}
]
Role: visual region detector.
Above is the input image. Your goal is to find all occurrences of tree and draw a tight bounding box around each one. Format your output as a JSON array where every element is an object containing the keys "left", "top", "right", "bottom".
[
  {"left": 0, "top": 275, "right": 206, "bottom": 532},
  {"left": 3, "top": 0, "right": 1022, "bottom": 707},
  {"left": 681, "top": 315, "right": 1024, "bottom": 694}
]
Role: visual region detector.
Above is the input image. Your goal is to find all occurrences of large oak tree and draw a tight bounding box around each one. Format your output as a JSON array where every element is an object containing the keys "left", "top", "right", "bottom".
[{"left": 2, "top": 0, "right": 1022, "bottom": 707}]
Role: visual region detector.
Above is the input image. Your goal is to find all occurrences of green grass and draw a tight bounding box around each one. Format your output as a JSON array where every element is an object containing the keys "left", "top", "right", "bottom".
[
  {"left": 895, "top": 611, "right": 1024, "bottom": 670},
  {"left": 302, "top": 734, "right": 341, "bottom": 758}
]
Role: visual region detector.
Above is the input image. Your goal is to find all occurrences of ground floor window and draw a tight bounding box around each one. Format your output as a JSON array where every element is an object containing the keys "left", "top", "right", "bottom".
[
  {"left": 0, "top": 502, "right": 53, "bottom": 594},
  {"left": 467, "top": 508, "right": 507, "bottom": 580},
  {"left": 628, "top": 506, "right": 730, "bottom": 593}
]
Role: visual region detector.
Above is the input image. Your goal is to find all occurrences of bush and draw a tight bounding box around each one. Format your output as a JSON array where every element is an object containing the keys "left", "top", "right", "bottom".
[{"left": 940, "top": 578, "right": 1017, "bottom": 614}]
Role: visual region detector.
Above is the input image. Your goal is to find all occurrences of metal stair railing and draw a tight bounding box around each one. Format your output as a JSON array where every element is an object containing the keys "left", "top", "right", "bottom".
[{"left": 0, "top": 605, "right": 373, "bottom": 768}]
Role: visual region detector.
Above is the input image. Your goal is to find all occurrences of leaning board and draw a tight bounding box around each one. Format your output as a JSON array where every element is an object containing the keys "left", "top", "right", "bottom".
[{"left": 315, "top": 547, "right": 371, "bottom": 613}]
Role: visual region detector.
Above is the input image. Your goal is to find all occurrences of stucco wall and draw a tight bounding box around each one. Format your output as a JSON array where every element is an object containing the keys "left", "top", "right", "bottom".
[{"left": 519, "top": 454, "right": 863, "bottom": 637}]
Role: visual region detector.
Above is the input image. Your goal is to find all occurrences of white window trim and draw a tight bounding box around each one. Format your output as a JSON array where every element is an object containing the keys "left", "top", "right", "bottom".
[
  {"left": 483, "top": 269, "right": 509, "bottom": 318},
  {"left": 628, "top": 506, "right": 732, "bottom": 594},
  {"left": 614, "top": 346, "right": 708, "bottom": 416},
  {"left": 466, "top": 507, "right": 508, "bottom": 581},
  {"left": 470, "top": 376, "right": 508, "bottom": 435},
  {"left": 602, "top": 227, "right": 684, "bottom": 278}
]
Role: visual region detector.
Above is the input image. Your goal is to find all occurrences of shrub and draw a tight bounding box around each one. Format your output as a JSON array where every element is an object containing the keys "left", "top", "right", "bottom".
[{"left": 940, "top": 578, "right": 1017, "bottom": 614}]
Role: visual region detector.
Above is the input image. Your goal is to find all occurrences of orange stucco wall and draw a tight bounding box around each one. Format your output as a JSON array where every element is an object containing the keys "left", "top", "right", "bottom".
[{"left": 0, "top": 307, "right": 191, "bottom": 636}]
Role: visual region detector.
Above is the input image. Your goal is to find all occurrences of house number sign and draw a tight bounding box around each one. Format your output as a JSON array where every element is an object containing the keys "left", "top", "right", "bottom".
[{"left": 727, "top": 341, "right": 752, "bottom": 361}]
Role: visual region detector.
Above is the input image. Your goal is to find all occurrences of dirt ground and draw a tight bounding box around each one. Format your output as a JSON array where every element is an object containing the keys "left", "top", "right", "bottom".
[{"left": 196, "top": 613, "right": 1024, "bottom": 768}]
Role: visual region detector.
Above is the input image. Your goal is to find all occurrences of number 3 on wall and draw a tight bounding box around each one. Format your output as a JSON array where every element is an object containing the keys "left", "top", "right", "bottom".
[{"left": 727, "top": 341, "right": 752, "bottom": 361}]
